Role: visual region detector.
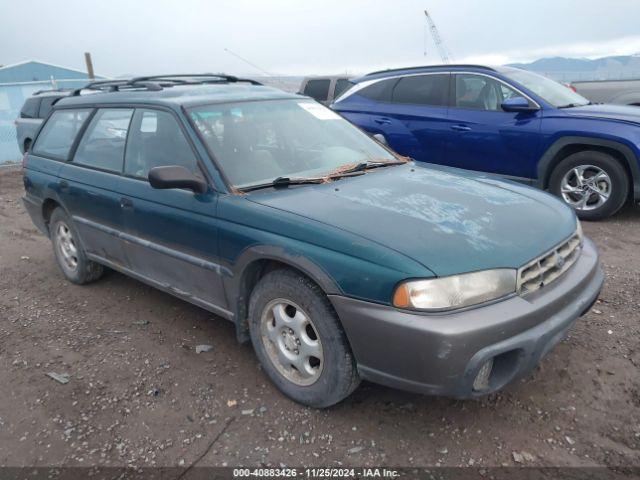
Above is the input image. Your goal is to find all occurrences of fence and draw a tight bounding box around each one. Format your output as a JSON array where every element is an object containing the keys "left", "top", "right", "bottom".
[{"left": 0, "top": 78, "right": 90, "bottom": 163}]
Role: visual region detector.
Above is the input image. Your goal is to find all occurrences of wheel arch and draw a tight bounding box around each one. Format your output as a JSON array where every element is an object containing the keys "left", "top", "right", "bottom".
[
  {"left": 537, "top": 136, "right": 640, "bottom": 199},
  {"left": 42, "top": 197, "right": 63, "bottom": 233},
  {"left": 228, "top": 246, "right": 342, "bottom": 343}
]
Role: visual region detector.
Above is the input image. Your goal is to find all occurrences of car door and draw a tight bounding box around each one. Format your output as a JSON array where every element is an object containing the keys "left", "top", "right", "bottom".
[
  {"left": 370, "top": 73, "right": 451, "bottom": 164},
  {"left": 55, "top": 108, "right": 132, "bottom": 265},
  {"left": 116, "top": 108, "right": 228, "bottom": 316},
  {"left": 446, "top": 73, "right": 542, "bottom": 179}
]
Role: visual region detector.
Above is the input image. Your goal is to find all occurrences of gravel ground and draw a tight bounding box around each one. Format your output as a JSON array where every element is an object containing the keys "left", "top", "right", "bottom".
[{"left": 0, "top": 166, "right": 639, "bottom": 469}]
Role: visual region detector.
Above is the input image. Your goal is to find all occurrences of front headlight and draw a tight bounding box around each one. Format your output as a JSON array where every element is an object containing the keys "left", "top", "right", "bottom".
[{"left": 392, "top": 269, "right": 517, "bottom": 311}]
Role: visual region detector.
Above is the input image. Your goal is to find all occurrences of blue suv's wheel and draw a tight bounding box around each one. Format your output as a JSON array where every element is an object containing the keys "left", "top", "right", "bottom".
[{"left": 549, "top": 151, "right": 629, "bottom": 220}]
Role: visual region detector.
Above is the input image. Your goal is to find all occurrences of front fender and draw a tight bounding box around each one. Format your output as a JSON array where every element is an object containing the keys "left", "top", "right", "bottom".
[{"left": 537, "top": 135, "right": 640, "bottom": 198}]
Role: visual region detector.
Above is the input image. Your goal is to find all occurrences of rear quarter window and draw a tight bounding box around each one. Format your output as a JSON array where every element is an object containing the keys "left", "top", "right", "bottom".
[
  {"left": 355, "top": 78, "right": 398, "bottom": 102},
  {"left": 32, "top": 109, "right": 92, "bottom": 160}
]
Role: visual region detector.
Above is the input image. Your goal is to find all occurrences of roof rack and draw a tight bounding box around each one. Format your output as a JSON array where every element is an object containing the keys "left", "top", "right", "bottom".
[
  {"left": 71, "top": 73, "right": 262, "bottom": 96},
  {"left": 364, "top": 64, "right": 496, "bottom": 76}
]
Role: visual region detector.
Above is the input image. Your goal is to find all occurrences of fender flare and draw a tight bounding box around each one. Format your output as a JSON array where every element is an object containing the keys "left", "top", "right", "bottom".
[
  {"left": 225, "top": 244, "right": 343, "bottom": 342},
  {"left": 537, "top": 136, "right": 640, "bottom": 198}
]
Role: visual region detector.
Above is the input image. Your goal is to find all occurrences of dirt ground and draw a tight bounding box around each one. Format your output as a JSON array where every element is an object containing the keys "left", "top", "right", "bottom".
[{"left": 0, "top": 165, "right": 639, "bottom": 470}]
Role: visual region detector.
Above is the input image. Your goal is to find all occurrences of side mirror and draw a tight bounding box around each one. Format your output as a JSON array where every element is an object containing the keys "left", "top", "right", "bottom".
[
  {"left": 501, "top": 96, "right": 539, "bottom": 113},
  {"left": 148, "top": 166, "right": 207, "bottom": 194},
  {"left": 372, "top": 133, "right": 388, "bottom": 146}
]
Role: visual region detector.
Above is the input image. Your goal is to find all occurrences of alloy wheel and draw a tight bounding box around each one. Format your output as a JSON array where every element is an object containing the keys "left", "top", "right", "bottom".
[
  {"left": 260, "top": 298, "right": 324, "bottom": 386},
  {"left": 560, "top": 165, "right": 611, "bottom": 211},
  {"left": 55, "top": 222, "right": 78, "bottom": 271}
]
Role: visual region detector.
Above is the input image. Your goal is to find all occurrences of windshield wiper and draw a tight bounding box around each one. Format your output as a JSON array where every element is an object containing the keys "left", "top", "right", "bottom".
[
  {"left": 557, "top": 102, "right": 589, "bottom": 109},
  {"left": 239, "top": 176, "right": 326, "bottom": 192},
  {"left": 331, "top": 159, "right": 407, "bottom": 175}
]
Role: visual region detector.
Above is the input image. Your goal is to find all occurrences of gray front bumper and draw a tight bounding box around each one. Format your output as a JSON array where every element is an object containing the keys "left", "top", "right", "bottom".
[{"left": 329, "top": 237, "right": 603, "bottom": 398}]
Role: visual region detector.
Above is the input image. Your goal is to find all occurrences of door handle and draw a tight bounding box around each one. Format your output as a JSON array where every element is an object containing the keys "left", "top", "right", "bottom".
[
  {"left": 59, "top": 180, "right": 69, "bottom": 191},
  {"left": 120, "top": 197, "right": 133, "bottom": 209},
  {"left": 374, "top": 117, "right": 392, "bottom": 125},
  {"left": 451, "top": 125, "right": 472, "bottom": 132}
]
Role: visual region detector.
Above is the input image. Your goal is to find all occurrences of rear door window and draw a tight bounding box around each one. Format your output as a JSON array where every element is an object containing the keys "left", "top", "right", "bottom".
[
  {"left": 20, "top": 98, "right": 41, "bottom": 118},
  {"left": 124, "top": 109, "right": 199, "bottom": 179},
  {"left": 303, "top": 79, "right": 331, "bottom": 102},
  {"left": 391, "top": 74, "right": 450, "bottom": 106},
  {"left": 73, "top": 109, "right": 133, "bottom": 172},
  {"left": 32, "top": 109, "right": 91, "bottom": 159}
]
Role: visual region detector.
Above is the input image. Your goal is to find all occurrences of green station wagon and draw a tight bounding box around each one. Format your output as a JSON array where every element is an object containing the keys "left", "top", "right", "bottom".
[{"left": 22, "top": 75, "right": 604, "bottom": 407}]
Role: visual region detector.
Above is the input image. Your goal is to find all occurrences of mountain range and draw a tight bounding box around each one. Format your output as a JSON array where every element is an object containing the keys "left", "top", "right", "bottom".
[{"left": 508, "top": 55, "right": 640, "bottom": 81}]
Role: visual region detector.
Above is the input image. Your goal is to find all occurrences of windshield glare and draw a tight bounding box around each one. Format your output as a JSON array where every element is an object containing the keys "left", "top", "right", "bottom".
[
  {"left": 189, "top": 100, "right": 396, "bottom": 188},
  {"left": 499, "top": 68, "right": 590, "bottom": 108}
]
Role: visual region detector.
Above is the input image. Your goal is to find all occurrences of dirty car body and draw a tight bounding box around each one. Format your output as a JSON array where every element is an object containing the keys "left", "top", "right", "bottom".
[{"left": 21, "top": 76, "right": 603, "bottom": 405}]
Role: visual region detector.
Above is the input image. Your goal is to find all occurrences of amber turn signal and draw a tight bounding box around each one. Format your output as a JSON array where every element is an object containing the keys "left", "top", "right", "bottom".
[{"left": 392, "top": 283, "right": 410, "bottom": 308}]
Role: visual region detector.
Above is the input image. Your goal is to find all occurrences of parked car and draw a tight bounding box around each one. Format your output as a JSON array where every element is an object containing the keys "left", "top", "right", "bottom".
[
  {"left": 22, "top": 74, "right": 603, "bottom": 407},
  {"left": 332, "top": 64, "right": 640, "bottom": 220},
  {"left": 16, "top": 89, "right": 72, "bottom": 153},
  {"left": 571, "top": 79, "right": 640, "bottom": 107},
  {"left": 299, "top": 76, "right": 352, "bottom": 104}
]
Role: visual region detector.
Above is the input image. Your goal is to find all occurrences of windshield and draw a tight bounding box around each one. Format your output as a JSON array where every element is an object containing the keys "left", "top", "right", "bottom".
[
  {"left": 188, "top": 99, "right": 396, "bottom": 188},
  {"left": 499, "top": 68, "right": 590, "bottom": 108}
]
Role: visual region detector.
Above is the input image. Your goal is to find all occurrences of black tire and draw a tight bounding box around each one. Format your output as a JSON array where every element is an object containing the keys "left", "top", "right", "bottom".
[
  {"left": 549, "top": 150, "right": 629, "bottom": 220},
  {"left": 248, "top": 268, "right": 360, "bottom": 408},
  {"left": 49, "top": 208, "right": 104, "bottom": 284}
]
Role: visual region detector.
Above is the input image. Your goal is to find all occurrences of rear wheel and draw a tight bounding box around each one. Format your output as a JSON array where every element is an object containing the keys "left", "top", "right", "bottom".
[
  {"left": 248, "top": 269, "right": 359, "bottom": 408},
  {"left": 50, "top": 208, "right": 104, "bottom": 284},
  {"left": 549, "top": 150, "right": 629, "bottom": 220}
]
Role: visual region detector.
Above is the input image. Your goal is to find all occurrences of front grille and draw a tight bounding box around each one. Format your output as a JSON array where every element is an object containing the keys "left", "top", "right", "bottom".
[{"left": 517, "top": 230, "right": 582, "bottom": 295}]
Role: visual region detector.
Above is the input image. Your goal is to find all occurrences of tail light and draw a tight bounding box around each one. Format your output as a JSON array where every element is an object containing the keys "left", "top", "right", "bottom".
[{"left": 567, "top": 84, "right": 577, "bottom": 92}]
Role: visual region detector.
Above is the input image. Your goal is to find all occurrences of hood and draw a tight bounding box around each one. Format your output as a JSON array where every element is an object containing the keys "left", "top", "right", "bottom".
[
  {"left": 561, "top": 103, "right": 640, "bottom": 125},
  {"left": 246, "top": 163, "right": 577, "bottom": 276}
]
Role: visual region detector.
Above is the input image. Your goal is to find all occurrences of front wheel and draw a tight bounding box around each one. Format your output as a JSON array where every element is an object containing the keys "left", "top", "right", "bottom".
[
  {"left": 549, "top": 151, "right": 629, "bottom": 220},
  {"left": 248, "top": 269, "right": 360, "bottom": 408}
]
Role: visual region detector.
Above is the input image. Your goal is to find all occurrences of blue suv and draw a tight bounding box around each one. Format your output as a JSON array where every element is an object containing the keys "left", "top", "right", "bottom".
[
  {"left": 22, "top": 75, "right": 602, "bottom": 407},
  {"left": 332, "top": 64, "right": 640, "bottom": 220}
]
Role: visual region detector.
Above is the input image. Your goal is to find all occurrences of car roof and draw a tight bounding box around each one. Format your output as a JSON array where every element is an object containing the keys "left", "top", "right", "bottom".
[
  {"left": 56, "top": 83, "right": 299, "bottom": 109},
  {"left": 353, "top": 64, "right": 498, "bottom": 83}
]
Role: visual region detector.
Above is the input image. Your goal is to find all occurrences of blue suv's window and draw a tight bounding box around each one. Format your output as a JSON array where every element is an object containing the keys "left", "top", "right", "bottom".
[
  {"left": 32, "top": 109, "right": 91, "bottom": 160},
  {"left": 124, "top": 109, "right": 200, "bottom": 179},
  {"left": 391, "top": 74, "right": 449, "bottom": 106},
  {"left": 357, "top": 78, "right": 398, "bottom": 102},
  {"left": 454, "top": 74, "right": 519, "bottom": 111},
  {"left": 73, "top": 109, "right": 133, "bottom": 173}
]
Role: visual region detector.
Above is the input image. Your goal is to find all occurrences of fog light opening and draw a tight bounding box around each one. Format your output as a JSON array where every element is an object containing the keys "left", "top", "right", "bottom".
[{"left": 473, "top": 358, "right": 494, "bottom": 392}]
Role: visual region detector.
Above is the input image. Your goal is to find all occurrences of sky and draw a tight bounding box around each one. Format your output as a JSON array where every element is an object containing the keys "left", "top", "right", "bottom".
[{"left": 1, "top": 0, "right": 640, "bottom": 77}]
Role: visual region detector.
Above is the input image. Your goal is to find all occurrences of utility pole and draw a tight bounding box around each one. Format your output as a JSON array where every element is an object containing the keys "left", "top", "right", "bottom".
[
  {"left": 424, "top": 10, "right": 451, "bottom": 64},
  {"left": 84, "top": 52, "right": 95, "bottom": 80}
]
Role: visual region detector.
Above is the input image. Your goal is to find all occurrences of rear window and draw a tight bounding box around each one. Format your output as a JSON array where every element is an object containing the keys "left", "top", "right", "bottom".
[
  {"left": 73, "top": 108, "right": 133, "bottom": 172},
  {"left": 303, "top": 79, "right": 331, "bottom": 102},
  {"left": 20, "top": 98, "right": 41, "bottom": 119},
  {"left": 391, "top": 74, "right": 449, "bottom": 106},
  {"left": 32, "top": 109, "right": 91, "bottom": 159}
]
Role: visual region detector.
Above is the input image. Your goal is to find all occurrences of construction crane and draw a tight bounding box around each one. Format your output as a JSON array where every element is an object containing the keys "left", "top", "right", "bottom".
[{"left": 423, "top": 9, "right": 451, "bottom": 64}]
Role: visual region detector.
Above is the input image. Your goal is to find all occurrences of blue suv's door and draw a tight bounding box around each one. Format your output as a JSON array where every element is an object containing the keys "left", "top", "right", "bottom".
[
  {"left": 446, "top": 73, "right": 542, "bottom": 179},
  {"left": 336, "top": 74, "right": 451, "bottom": 164},
  {"left": 116, "top": 108, "right": 229, "bottom": 317}
]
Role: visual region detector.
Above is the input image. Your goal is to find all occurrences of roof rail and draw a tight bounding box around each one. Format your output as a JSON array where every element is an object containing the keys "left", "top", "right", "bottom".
[
  {"left": 32, "top": 88, "right": 74, "bottom": 95},
  {"left": 70, "top": 73, "right": 262, "bottom": 96},
  {"left": 364, "top": 64, "right": 496, "bottom": 76}
]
